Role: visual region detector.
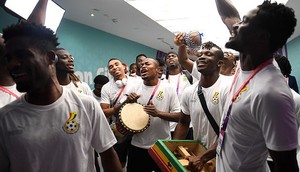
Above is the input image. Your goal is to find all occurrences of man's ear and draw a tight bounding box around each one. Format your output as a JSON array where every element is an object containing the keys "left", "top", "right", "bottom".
[
  {"left": 47, "top": 51, "right": 58, "bottom": 64},
  {"left": 218, "top": 59, "right": 224, "bottom": 68}
]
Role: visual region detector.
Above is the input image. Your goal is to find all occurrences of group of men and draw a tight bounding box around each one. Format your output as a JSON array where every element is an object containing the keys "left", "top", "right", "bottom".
[{"left": 0, "top": 0, "right": 299, "bottom": 172}]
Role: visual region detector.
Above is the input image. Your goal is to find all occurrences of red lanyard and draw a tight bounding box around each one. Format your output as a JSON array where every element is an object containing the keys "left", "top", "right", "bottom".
[
  {"left": 220, "top": 60, "right": 272, "bottom": 132},
  {"left": 168, "top": 73, "right": 181, "bottom": 95},
  {"left": 0, "top": 86, "right": 19, "bottom": 99},
  {"left": 147, "top": 80, "right": 160, "bottom": 105},
  {"left": 112, "top": 85, "right": 126, "bottom": 106}
]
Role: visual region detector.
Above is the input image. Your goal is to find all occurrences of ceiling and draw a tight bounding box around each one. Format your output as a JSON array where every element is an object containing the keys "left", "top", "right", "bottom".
[{"left": 54, "top": 0, "right": 299, "bottom": 54}]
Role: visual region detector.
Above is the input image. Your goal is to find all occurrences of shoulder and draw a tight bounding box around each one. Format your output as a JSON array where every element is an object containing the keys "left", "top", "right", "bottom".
[
  {"left": 102, "top": 80, "right": 114, "bottom": 90},
  {"left": 64, "top": 87, "right": 97, "bottom": 106},
  {"left": 182, "top": 83, "right": 197, "bottom": 97},
  {"left": 0, "top": 97, "right": 23, "bottom": 120}
]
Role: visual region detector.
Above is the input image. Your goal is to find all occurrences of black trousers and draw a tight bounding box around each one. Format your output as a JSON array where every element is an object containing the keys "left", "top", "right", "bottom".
[{"left": 127, "top": 144, "right": 161, "bottom": 172}]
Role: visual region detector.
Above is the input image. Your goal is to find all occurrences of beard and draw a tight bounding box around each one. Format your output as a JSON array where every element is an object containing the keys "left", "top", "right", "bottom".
[
  {"left": 16, "top": 81, "right": 30, "bottom": 93},
  {"left": 225, "top": 38, "right": 242, "bottom": 52}
]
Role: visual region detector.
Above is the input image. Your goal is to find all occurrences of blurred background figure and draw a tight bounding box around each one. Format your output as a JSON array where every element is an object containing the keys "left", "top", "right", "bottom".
[
  {"left": 135, "top": 54, "right": 147, "bottom": 77},
  {"left": 129, "top": 63, "right": 137, "bottom": 77},
  {"left": 274, "top": 54, "right": 299, "bottom": 93},
  {"left": 220, "top": 51, "right": 237, "bottom": 76},
  {"left": 55, "top": 48, "right": 93, "bottom": 96},
  {"left": 156, "top": 57, "right": 166, "bottom": 79},
  {"left": 93, "top": 75, "right": 109, "bottom": 102},
  {"left": 0, "top": 33, "right": 22, "bottom": 108}
]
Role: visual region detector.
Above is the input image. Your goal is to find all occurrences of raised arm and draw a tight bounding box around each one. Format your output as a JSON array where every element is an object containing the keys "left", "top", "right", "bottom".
[
  {"left": 174, "top": 32, "right": 194, "bottom": 73},
  {"left": 215, "top": 0, "right": 241, "bottom": 32},
  {"left": 27, "top": 0, "right": 48, "bottom": 25}
]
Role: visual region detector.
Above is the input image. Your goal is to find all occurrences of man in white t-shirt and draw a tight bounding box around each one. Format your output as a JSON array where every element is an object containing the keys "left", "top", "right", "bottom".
[
  {"left": 212, "top": 0, "right": 298, "bottom": 171},
  {"left": 55, "top": 48, "right": 93, "bottom": 96},
  {"left": 0, "top": 34, "right": 22, "bottom": 108},
  {"left": 92, "top": 75, "right": 109, "bottom": 103},
  {"left": 0, "top": 0, "right": 52, "bottom": 108},
  {"left": 164, "top": 52, "right": 192, "bottom": 138},
  {"left": 126, "top": 58, "right": 181, "bottom": 172},
  {"left": 100, "top": 58, "right": 137, "bottom": 168},
  {"left": 173, "top": 41, "right": 232, "bottom": 171},
  {"left": 0, "top": 22, "right": 122, "bottom": 172}
]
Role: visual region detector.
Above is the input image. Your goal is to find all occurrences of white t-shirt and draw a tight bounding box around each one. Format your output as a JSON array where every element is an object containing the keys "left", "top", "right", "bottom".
[
  {"left": 191, "top": 61, "right": 201, "bottom": 80},
  {"left": 62, "top": 81, "right": 93, "bottom": 96},
  {"left": 0, "top": 88, "right": 116, "bottom": 172},
  {"left": 130, "top": 81, "right": 181, "bottom": 149},
  {"left": 166, "top": 73, "right": 192, "bottom": 131},
  {"left": 292, "top": 89, "right": 300, "bottom": 127},
  {"left": 0, "top": 84, "right": 22, "bottom": 108},
  {"left": 181, "top": 75, "right": 232, "bottom": 148},
  {"left": 100, "top": 76, "right": 136, "bottom": 106},
  {"left": 216, "top": 64, "right": 298, "bottom": 172},
  {"left": 92, "top": 91, "right": 101, "bottom": 104}
]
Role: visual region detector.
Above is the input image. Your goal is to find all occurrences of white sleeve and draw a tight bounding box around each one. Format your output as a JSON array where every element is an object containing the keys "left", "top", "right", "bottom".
[
  {"left": 100, "top": 83, "right": 111, "bottom": 104},
  {"left": 291, "top": 90, "right": 300, "bottom": 127},
  {"left": 191, "top": 61, "right": 201, "bottom": 80},
  {"left": 81, "top": 82, "right": 93, "bottom": 96},
  {"left": 90, "top": 98, "right": 117, "bottom": 153},
  {"left": 180, "top": 88, "right": 191, "bottom": 116},
  {"left": 254, "top": 88, "right": 298, "bottom": 151}
]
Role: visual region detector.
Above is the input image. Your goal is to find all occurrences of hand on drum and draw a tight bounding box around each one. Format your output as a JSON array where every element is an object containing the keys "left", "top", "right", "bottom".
[
  {"left": 125, "top": 92, "right": 140, "bottom": 103},
  {"left": 143, "top": 100, "right": 160, "bottom": 117}
]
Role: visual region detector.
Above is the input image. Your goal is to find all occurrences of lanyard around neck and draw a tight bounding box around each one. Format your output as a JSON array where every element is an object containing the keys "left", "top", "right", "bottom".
[
  {"left": 112, "top": 85, "right": 126, "bottom": 106},
  {"left": 0, "top": 86, "right": 19, "bottom": 99},
  {"left": 220, "top": 59, "right": 272, "bottom": 132},
  {"left": 147, "top": 80, "right": 161, "bottom": 105},
  {"left": 168, "top": 73, "right": 181, "bottom": 95}
]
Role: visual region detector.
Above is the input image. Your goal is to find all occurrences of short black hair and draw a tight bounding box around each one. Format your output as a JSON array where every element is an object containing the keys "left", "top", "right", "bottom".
[
  {"left": 94, "top": 75, "right": 109, "bottom": 85},
  {"left": 165, "top": 52, "right": 178, "bottom": 61},
  {"left": 107, "top": 58, "right": 121, "bottom": 65},
  {"left": 129, "top": 63, "right": 136, "bottom": 68},
  {"left": 136, "top": 54, "right": 147, "bottom": 61},
  {"left": 256, "top": 1, "right": 296, "bottom": 52},
  {"left": 202, "top": 41, "right": 224, "bottom": 60},
  {"left": 55, "top": 47, "right": 66, "bottom": 51},
  {"left": 3, "top": 22, "right": 59, "bottom": 54}
]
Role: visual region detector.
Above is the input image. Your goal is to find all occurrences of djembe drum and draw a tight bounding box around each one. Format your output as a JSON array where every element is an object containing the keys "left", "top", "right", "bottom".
[{"left": 112, "top": 103, "right": 150, "bottom": 143}]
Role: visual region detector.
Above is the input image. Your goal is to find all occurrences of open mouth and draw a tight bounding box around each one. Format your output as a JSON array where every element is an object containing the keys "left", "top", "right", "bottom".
[
  {"left": 67, "top": 64, "right": 74, "bottom": 69},
  {"left": 229, "top": 30, "right": 237, "bottom": 40},
  {"left": 140, "top": 69, "right": 147, "bottom": 76}
]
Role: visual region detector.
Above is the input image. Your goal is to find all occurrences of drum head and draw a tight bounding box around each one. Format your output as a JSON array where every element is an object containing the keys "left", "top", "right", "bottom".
[{"left": 120, "top": 103, "right": 149, "bottom": 131}]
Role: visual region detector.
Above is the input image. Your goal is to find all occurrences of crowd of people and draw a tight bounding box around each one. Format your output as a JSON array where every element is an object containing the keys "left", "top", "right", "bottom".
[{"left": 0, "top": 0, "right": 299, "bottom": 172}]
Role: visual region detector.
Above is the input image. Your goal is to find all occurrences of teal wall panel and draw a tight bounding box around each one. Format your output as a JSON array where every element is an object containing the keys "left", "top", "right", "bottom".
[
  {"left": 0, "top": 7, "right": 156, "bottom": 88},
  {"left": 287, "top": 36, "right": 300, "bottom": 92}
]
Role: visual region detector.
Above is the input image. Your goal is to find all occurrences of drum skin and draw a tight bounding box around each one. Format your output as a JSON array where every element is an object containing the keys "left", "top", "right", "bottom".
[{"left": 116, "top": 103, "right": 150, "bottom": 136}]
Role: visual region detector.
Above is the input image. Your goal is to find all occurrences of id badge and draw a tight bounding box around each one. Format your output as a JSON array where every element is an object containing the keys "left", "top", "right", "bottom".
[{"left": 216, "top": 130, "right": 225, "bottom": 156}]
